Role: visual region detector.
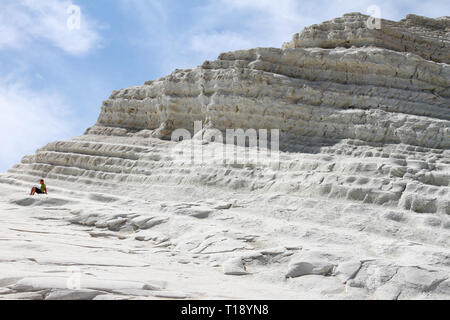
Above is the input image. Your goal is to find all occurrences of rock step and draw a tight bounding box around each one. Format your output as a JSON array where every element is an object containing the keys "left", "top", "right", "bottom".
[
  {"left": 282, "top": 13, "right": 450, "bottom": 64},
  {"left": 98, "top": 70, "right": 449, "bottom": 149},
  {"left": 13, "top": 134, "right": 450, "bottom": 184},
  {"left": 17, "top": 149, "right": 450, "bottom": 187},
  {"left": 212, "top": 48, "right": 449, "bottom": 94},
  {"left": 8, "top": 154, "right": 448, "bottom": 214},
  {"left": 104, "top": 76, "right": 449, "bottom": 119},
  {"left": 80, "top": 132, "right": 450, "bottom": 167},
  {"left": 20, "top": 138, "right": 450, "bottom": 188}
]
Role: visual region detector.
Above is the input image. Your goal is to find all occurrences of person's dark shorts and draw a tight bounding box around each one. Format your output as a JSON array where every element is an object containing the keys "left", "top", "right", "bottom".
[{"left": 35, "top": 188, "right": 43, "bottom": 194}]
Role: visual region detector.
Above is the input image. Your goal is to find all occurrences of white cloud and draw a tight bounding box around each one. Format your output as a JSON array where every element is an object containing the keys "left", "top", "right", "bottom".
[
  {"left": 190, "top": 31, "right": 255, "bottom": 56},
  {"left": 0, "top": 75, "right": 77, "bottom": 172},
  {"left": 180, "top": 0, "right": 329, "bottom": 61},
  {"left": 0, "top": 0, "right": 101, "bottom": 55},
  {"left": 119, "top": 0, "right": 168, "bottom": 25}
]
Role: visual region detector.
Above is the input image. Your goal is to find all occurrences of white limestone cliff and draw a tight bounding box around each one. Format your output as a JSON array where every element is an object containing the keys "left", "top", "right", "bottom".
[{"left": 0, "top": 13, "right": 448, "bottom": 300}]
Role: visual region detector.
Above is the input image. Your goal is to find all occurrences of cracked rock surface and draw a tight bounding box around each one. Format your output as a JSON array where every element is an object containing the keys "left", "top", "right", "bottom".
[{"left": 0, "top": 13, "right": 449, "bottom": 300}]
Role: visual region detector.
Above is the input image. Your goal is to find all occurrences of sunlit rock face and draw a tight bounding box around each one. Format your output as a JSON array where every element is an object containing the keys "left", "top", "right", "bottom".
[
  {"left": 283, "top": 13, "right": 450, "bottom": 64},
  {"left": 0, "top": 13, "right": 448, "bottom": 300},
  {"left": 63, "top": 13, "right": 450, "bottom": 214}
]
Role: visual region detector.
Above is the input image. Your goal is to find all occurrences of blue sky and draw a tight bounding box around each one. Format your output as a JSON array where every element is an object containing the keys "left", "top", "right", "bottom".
[{"left": 0, "top": 0, "right": 448, "bottom": 172}]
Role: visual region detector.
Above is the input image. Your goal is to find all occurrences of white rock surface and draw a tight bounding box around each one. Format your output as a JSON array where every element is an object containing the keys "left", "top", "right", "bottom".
[
  {"left": 283, "top": 13, "right": 450, "bottom": 64},
  {"left": 223, "top": 258, "right": 248, "bottom": 276},
  {"left": 334, "top": 261, "right": 362, "bottom": 283},
  {"left": 286, "top": 251, "right": 335, "bottom": 278},
  {"left": 0, "top": 13, "right": 448, "bottom": 300}
]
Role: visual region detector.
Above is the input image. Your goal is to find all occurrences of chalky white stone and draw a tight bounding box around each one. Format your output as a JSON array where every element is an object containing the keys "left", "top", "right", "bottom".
[{"left": 0, "top": 13, "right": 448, "bottom": 300}]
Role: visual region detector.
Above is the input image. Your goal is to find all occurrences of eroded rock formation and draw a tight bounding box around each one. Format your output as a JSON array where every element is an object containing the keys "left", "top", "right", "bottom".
[
  {"left": 8, "top": 13, "right": 447, "bottom": 214},
  {"left": 1, "top": 13, "right": 449, "bottom": 300}
]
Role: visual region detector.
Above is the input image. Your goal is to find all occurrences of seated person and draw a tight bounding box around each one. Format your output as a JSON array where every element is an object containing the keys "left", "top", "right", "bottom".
[{"left": 30, "top": 179, "right": 48, "bottom": 196}]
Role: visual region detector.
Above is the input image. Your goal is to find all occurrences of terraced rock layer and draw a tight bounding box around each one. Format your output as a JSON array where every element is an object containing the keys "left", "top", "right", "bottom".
[
  {"left": 283, "top": 13, "right": 450, "bottom": 64},
  {"left": 1, "top": 13, "right": 449, "bottom": 300},
  {"left": 5, "top": 13, "right": 447, "bottom": 214}
]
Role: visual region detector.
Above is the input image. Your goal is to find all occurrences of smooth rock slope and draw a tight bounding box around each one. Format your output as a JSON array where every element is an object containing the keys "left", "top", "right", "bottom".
[{"left": 0, "top": 13, "right": 449, "bottom": 300}]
